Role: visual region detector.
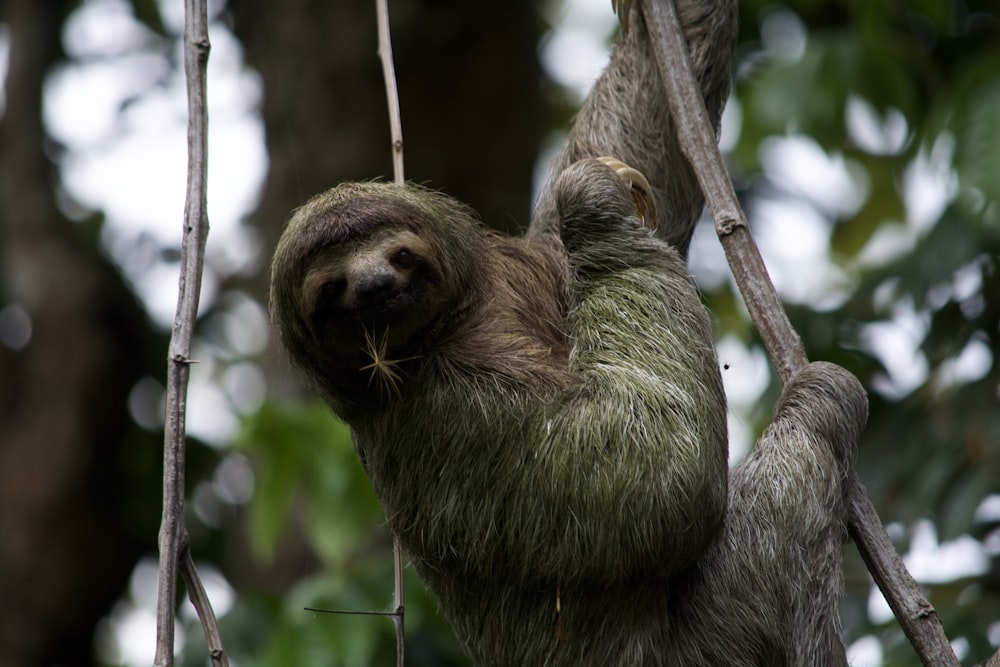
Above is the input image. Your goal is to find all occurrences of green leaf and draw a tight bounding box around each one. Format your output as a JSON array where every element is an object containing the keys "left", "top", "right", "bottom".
[
  {"left": 235, "top": 401, "right": 382, "bottom": 564},
  {"left": 831, "top": 154, "right": 908, "bottom": 258},
  {"left": 127, "top": 0, "right": 167, "bottom": 36}
]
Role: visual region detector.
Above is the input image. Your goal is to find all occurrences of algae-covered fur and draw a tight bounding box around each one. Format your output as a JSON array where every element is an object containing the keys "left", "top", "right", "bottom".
[{"left": 270, "top": 0, "right": 869, "bottom": 664}]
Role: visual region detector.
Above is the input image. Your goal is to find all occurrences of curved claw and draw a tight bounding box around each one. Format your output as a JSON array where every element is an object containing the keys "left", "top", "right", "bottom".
[
  {"left": 597, "top": 156, "right": 657, "bottom": 231},
  {"left": 612, "top": 0, "right": 635, "bottom": 33}
]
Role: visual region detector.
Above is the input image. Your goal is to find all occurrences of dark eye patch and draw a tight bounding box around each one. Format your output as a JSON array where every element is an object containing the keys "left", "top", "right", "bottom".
[
  {"left": 319, "top": 278, "right": 346, "bottom": 302},
  {"left": 309, "top": 278, "right": 348, "bottom": 331}
]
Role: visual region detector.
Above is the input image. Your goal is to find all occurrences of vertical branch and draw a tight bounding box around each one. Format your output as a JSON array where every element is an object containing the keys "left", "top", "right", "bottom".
[
  {"left": 377, "top": 0, "right": 405, "bottom": 185},
  {"left": 390, "top": 534, "right": 405, "bottom": 667},
  {"left": 375, "top": 2, "right": 406, "bottom": 665},
  {"left": 153, "top": 0, "right": 227, "bottom": 664},
  {"left": 636, "top": 0, "right": 957, "bottom": 664}
]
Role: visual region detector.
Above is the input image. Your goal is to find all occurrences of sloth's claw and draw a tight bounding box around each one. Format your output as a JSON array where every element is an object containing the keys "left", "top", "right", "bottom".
[{"left": 597, "top": 156, "right": 657, "bottom": 231}]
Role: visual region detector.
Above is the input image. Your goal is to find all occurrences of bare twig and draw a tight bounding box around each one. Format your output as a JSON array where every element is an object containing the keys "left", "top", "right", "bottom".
[
  {"left": 179, "top": 534, "right": 231, "bottom": 667},
  {"left": 305, "top": 607, "right": 404, "bottom": 618},
  {"left": 377, "top": 0, "right": 405, "bottom": 185},
  {"left": 642, "top": 0, "right": 806, "bottom": 383},
  {"left": 848, "top": 476, "right": 958, "bottom": 666},
  {"left": 637, "top": 0, "right": 957, "bottom": 664},
  {"left": 299, "top": 6, "right": 407, "bottom": 661},
  {"left": 153, "top": 0, "right": 228, "bottom": 664},
  {"left": 375, "top": 1, "right": 406, "bottom": 664},
  {"left": 390, "top": 533, "right": 406, "bottom": 667}
]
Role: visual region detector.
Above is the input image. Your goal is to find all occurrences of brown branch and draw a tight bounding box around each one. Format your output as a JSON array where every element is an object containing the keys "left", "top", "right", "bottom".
[
  {"left": 305, "top": 607, "right": 404, "bottom": 618},
  {"left": 375, "top": 1, "right": 406, "bottom": 665},
  {"left": 154, "top": 0, "right": 228, "bottom": 664},
  {"left": 377, "top": 0, "right": 405, "bottom": 185},
  {"left": 179, "top": 534, "right": 231, "bottom": 667},
  {"left": 642, "top": 0, "right": 806, "bottom": 383},
  {"left": 848, "top": 476, "right": 957, "bottom": 666},
  {"left": 637, "top": 0, "right": 958, "bottom": 664}
]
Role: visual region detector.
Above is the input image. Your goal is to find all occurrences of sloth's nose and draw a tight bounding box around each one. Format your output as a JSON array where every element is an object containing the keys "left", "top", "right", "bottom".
[{"left": 353, "top": 269, "right": 396, "bottom": 307}]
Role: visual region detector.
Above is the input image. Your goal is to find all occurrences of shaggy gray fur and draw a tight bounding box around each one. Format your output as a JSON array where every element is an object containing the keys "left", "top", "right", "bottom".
[
  {"left": 533, "top": 0, "right": 739, "bottom": 255},
  {"left": 270, "top": 0, "right": 869, "bottom": 664}
]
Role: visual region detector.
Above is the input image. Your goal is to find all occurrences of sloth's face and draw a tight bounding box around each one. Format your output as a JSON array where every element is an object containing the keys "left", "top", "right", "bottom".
[{"left": 301, "top": 225, "right": 446, "bottom": 355}]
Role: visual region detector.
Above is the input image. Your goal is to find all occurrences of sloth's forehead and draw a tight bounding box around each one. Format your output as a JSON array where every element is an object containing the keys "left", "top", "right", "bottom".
[
  {"left": 312, "top": 220, "right": 422, "bottom": 255},
  {"left": 309, "top": 198, "right": 423, "bottom": 244}
]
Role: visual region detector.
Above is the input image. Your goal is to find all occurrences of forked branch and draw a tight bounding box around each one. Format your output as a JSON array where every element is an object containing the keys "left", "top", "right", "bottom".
[
  {"left": 636, "top": 0, "right": 958, "bottom": 664},
  {"left": 153, "top": 0, "right": 229, "bottom": 664}
]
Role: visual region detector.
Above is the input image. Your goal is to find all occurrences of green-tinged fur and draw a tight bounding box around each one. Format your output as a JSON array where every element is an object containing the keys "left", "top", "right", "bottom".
[
  {"left": 270, "top": 0, "right": 870, "bottom": 664},
  {"left": 272, "top": 160, "right": 729, "bottom": 665}
]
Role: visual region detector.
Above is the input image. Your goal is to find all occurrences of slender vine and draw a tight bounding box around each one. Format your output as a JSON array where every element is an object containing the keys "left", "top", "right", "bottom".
[
  {"left": 153, "top": 0, "right": 229, "bottom": 664},
  {"left": 375, "top": 1, "right": 407, "bottom": 665}
]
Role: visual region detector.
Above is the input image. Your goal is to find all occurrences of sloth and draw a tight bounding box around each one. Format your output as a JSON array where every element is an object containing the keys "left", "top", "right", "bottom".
[
  {"left": 269, "top": 1, "right": 868, "bottom": 665},
  {"left": 272, "top": 157, "right": 730, "bottom": 664}
]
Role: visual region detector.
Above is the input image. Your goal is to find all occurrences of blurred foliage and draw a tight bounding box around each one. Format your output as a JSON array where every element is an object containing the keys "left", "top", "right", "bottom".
[
  {"left": 219, "top": 401, "right": 470, "bottom": 665},
  {"left": 732, "top": 0, "right": 1000, "bottom": 519},
  {"left": 719, "top": 1, "right": 1000, "bottom": 663},
  {"left": 223, "top": 0, "right": 999, "bottom": 664},
  {"left": 236, "top": 402, "right": 382, "bottom": 565},
  {"left": 53, "top": 0, "right": 996, "bottom": 665}
]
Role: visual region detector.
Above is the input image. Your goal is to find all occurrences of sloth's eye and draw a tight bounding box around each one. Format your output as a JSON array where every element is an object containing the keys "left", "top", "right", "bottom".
[
  {"left": 390, "top": 248, "right": 416, "bottom": 269},
  {"left": 318, "top": 278, "right": 346, "bottom": 302}
]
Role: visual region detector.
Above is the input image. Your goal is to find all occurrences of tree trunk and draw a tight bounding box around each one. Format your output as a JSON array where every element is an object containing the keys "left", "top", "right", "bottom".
[
  {"left": 231, "top": 0, "right": 546, "bottom": 260},
  {"left": 0, "top": 1, "right": 160, "bottom": 665}
]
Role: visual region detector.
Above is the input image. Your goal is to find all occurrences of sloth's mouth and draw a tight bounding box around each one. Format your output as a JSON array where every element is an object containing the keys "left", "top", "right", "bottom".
[
  {"left": 352, "top": 287, "right": 418, "bottom": 324},
  {"left": 349, "top": 291, "right": 436, "bottom": 350}
]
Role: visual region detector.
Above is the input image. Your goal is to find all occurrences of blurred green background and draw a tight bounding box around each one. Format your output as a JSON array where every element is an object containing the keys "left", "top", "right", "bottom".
[{"left": 0, "top": 0, "right": 998, "bottom": 665}]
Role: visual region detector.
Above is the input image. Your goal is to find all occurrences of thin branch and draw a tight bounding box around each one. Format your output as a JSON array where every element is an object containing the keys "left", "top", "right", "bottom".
[
  {"left": 153, "top": 0, "right": 222, "bottom": 664},
  {"left": 180, "top": 534, "right": 231, "bottom": 667},
  {"left": 305, "top": 607, "right": 404, "bottom": 618},
  {"left": 637, "top": 0, "right": 958, "bottom": 664},
  {"left": 377, "top": 0, "right": 405, "bottom": 185},
  {"left": 375, "top": 1, "right": 406, "bottom": 665},
  {"left": 848, "top": 476, "right": 957, "bottom": 666},
  {"left": 391, "top": 533, "right": 406, "bottom": 667},
  {"left": 642, "top": 0, "right": 806, "bottom": 383}
]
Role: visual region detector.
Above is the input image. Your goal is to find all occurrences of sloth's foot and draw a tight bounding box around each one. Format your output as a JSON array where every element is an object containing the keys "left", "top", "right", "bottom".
[{"left": 596, "top": 156, "right": 657, "bottom": 231}]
